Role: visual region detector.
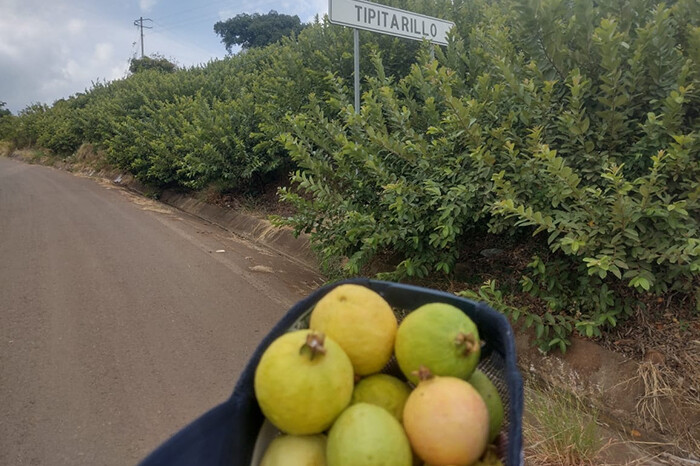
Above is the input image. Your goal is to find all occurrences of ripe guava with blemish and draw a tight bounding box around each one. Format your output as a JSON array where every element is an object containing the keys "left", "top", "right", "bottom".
[
  {"left": 254, "top": 330, "right": 353, "bottom": 434},
  {"left": 395, "top": 302, "right": 481, "bottom": 385}
]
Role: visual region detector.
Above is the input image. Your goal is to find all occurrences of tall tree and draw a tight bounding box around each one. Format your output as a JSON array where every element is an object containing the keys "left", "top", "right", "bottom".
[
  {"left": 214, "top": 10, "right": 305, "bottom": 52},
  {"left": 0, "top": 100, "right": 13, "bottom": 141},
  {"left": 0, "top": 101, "right": 11, "bottom": 117},
  {"left": 129, "top": 55, "right": 177, "bottom": 74}
]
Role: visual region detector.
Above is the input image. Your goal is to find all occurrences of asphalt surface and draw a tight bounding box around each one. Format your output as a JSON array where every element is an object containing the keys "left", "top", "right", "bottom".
[{"left": 0, "top": 157, "right": 324, "bottom": 465}]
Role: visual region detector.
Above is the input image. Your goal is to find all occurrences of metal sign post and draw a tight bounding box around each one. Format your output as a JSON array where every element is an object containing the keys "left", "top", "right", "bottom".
[
  {"left": 329, "top": 0, "right": 455, "bottom": 113},
  {"left": 354, "top": 29, "right": 360, "bottom": 114}
]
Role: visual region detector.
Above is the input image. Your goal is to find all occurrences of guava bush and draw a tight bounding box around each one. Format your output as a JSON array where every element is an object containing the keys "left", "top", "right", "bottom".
[
  {"left": 2, "top": 10, "right": 432, "bottom": 193},
  {"left": 2, "top": 0, "right": 698, "bottom": 350},
  {"left": 278, "top": 0, "right": 700, "bottom": 350}
]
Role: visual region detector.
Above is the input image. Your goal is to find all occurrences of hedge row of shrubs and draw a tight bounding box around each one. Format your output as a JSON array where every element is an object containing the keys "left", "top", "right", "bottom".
[{"left": 1, "top": 0, "right": 698, "bottom": 350}]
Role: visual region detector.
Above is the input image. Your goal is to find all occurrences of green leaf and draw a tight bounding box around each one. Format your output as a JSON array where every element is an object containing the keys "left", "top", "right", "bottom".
[{"left": 630, "top": 276, "right": 651, "bottom": 291}]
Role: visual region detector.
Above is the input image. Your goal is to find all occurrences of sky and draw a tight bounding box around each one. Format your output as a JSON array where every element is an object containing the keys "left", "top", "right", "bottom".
[{"left": 0, "top": 0, "right": 328, "bottom": 114}]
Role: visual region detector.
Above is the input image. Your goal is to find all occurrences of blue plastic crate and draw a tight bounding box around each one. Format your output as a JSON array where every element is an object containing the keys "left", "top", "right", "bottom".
[{"left": 140, "top": 278, "right": 524, "bottom": 466}]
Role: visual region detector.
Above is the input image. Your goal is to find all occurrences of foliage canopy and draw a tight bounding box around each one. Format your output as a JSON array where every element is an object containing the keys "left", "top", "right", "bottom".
[
  {"left": 129, "top": 55, "right": 177, "bottom": 74},
  {"left": 0, "top": 101, "right": 11, "bottom": 118},
  {"left": 214, "top": 10, "right": 306, "bottom": 52}
]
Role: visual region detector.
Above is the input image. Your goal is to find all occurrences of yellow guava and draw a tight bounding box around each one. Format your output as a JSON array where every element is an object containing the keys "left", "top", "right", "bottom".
[
  {"left": 327, "top": 403, "right": 413, "bottom": 466},
  {"left": 254, "top": 330, "right": 353, "bottom": 435},
  {"left": 310, "top": 284, "right": 397, "bottom": 375},
  {"left": 468, "top": 369, "right": 505, "bottom": 443},
  {"left": 403, "top": 371, "right": 489, "bottom": 466},
  {"left": 351, "top": 374, "right": 412, "bottom": 422},
  {"left": 395, "top": 302, "right": 480, "bottom": 385},
  {"left": 260, "top": 434, "right": 327, "bottom": 466}
]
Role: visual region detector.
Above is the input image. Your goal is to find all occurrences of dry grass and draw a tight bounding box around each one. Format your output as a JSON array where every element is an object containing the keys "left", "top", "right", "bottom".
[
  {"left": 523, "top": 381, "right": 608, "bottom": 465},
  {"left": 600, "top": 294, "right": 700, "bottom": 459},
  {"left": 520, "top": 379, "right": 676, "bottom": 465},
  {"left": 0, "top": 141, "right": 12, "bottom": 157},
  {"left": 631, "top": 358, "right": 700, "bottom": 456},
  {"left": 11, "top": 147, "right": 52, "bottom": 164},
  {"left": 67, "top": 143, "right": 111, "bottom": 172},
  {"left": 635, "top": 360, "right": 677, "bottom": 431}
]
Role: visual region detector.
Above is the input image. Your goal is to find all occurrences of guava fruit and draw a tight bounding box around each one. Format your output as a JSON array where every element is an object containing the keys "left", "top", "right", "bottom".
[
  {"left": 472, "top": 446, "right": 503, "bottom": 466},
  {"left": 254, "top": 330, "right": 353, "bottom": 435},
  {"left": 395, "top": 302, "right": 481, "bottom": 385},
  {"left": 468, "top": 369, "right": 505, "bottom": 443},
  {"left": 260, "top": 434, "right": 327, "bottom": 466},
  {"left": 351, "top": 373, "right": 411, "bottom": 422},
  {"left": 327, "top": 403, "right": 413, "bottom": 466},
  {"left": 403, "top": 369, "right": 489, "bottom": 466},
  {"left": 310, "top": 284, "right": 397, "bottom": 375}
]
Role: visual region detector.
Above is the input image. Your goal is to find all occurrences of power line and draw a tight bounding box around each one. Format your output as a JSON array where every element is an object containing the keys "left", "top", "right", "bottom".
[{"left": 133, "top": 17, "right": 153, "bottom": 58}]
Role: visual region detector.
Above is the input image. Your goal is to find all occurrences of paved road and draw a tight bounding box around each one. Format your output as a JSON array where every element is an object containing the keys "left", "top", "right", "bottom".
[{"left": 0, "top": 157, "right": 324, "bottom": 465}]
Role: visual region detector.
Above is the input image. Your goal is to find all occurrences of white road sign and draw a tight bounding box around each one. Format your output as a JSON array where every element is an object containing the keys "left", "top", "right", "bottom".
[{"left": 329, "top": 0, "right": 455, "bottom": 46}]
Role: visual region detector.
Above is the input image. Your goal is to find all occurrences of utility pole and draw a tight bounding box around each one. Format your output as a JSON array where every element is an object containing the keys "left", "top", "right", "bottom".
[{"left": 133, "top": 17, "right": 153, "bottom": 58}]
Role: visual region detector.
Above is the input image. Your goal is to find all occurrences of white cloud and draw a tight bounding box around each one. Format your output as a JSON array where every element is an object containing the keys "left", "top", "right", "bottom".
[
  {"left": 0, "top": 40, "right": 21, "bottom": 60},
  {"left": 301, "top": 0, "right": 328, "bottom": 22},
  {"left": 0, "top": 1, "right": 134, "bottom": 112},
  {"left": 0, "top": 0, "right": 221, "bottom": 113},
  {"left": 218, "top": 1, "right": 326, "bottom": 20},
  {"left": 140, "top": 0, "right": 158, "bottom": 12},
  {"left": 0, "top": 0, "right": 327, "bottom": 113},
  {"left": 67, "top": 18, "right": 85, "bottom": 35},
  {"left": 94, "top": 43, "right": 114, "bottom": 62}
]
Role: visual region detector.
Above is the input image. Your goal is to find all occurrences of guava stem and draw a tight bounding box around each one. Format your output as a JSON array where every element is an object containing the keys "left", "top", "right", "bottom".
[
  {"left": 299, "top": 332, "right": 327, "bottom": 360},
  {"left": 454, "top": 331, "right": 478, "bottom": 356}
]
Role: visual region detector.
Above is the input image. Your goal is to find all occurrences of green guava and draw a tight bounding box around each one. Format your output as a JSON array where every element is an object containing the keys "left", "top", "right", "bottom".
[
  {"left": 310, "top": 284, "right": 397, "bottom": 375},
  {"left": 260, "top": 434, "right": 327, "bottom": 466},
  {"left": 469, "top": 369, "right": 505, "bottom": 443},
  {"left": 327, "top": 403, "right": 413, "bottom": 466},
  {"left": 254, "top": 330, "right": 354, "bottom": 435},
  {"left": 395, "top": 302, "right": 481, "bottom": 385},
  {"left": 351, "top": 374, "right": 411, "bottom": 422}
]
